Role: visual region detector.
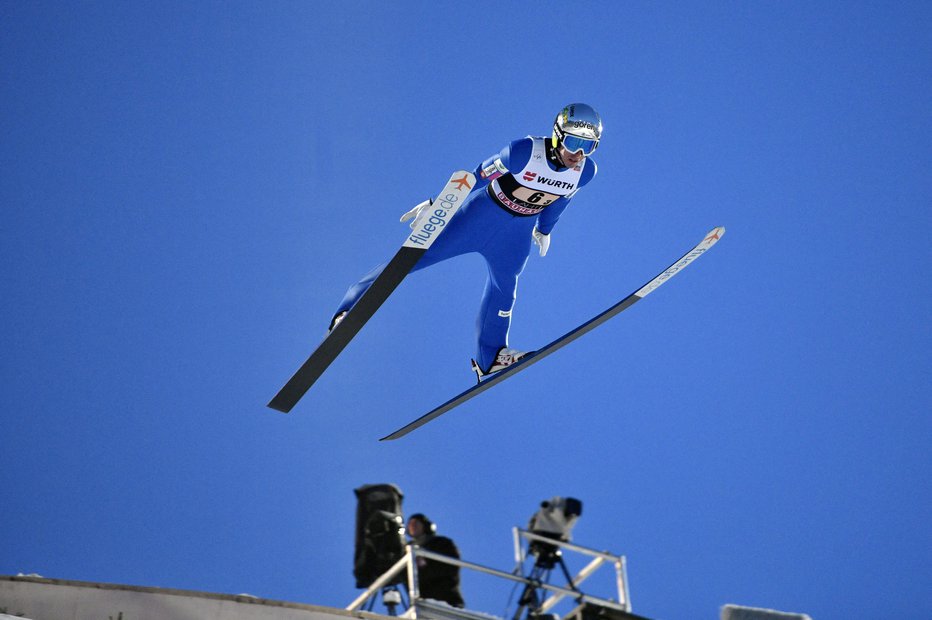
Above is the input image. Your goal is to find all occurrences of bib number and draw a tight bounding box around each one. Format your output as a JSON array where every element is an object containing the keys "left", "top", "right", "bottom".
[{"left": 510, "top": 186, "right": 559, "bottom": 206}]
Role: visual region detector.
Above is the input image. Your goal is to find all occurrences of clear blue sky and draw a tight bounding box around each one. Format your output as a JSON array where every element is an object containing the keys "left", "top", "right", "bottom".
[{"left": 2, "top": 2, "right": 930, "bottom": 619}]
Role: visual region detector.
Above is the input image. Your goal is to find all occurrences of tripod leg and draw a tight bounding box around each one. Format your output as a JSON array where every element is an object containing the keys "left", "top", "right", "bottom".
[
  {"left": 556, "top": 556, "right": 580, "bottom": 592},
  {"left": 512, "top": 582, "right": 535, "bottom": 620},
  {"left": 513, "top": 564, "right": 551, "bottom": 620}
]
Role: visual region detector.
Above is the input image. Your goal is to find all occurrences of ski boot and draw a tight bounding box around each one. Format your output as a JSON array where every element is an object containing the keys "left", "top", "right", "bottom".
[
  {"left": 327, "top": 311, "right": 347, "bottom": 334},
  {"left": 471, "top": 347, "right": 531, "bottom": 383}
]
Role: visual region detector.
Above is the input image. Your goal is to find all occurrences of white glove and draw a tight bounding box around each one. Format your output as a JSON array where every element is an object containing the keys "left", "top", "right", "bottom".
[
  {"left": 400, "top": 198, "right": 433, "bottom": 229},
  {"left": 532, "top": 227, "right": 551, "bottom": 257}
]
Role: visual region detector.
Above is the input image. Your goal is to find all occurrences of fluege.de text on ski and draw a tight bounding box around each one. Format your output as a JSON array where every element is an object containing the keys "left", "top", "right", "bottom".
[{"left": 406, "top": 192, "right": 461, "bottom": 247}]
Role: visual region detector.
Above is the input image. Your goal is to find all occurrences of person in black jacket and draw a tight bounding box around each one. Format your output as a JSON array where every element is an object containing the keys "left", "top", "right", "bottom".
[{"left": 406, "top": 513, "right": 465, "bottom": 608}]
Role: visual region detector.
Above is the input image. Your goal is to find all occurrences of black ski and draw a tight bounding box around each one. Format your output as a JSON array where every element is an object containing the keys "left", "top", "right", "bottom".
[
  {"left": 268, "top": 171, "right": 476, "bottom": 413},
  {"left": 380, "top": 226, "right": 726, "bottom": 440}
]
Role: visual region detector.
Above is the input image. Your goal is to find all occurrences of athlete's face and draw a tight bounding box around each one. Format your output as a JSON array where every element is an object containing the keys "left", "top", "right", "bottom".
[{"left": 557, "top": 145, "right": 586, "bottom": 169}]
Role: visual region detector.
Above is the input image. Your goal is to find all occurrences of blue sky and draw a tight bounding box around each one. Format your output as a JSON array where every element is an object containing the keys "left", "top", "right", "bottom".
[{"left": 1, "top": 2, "right": 930, "bottom": 619}]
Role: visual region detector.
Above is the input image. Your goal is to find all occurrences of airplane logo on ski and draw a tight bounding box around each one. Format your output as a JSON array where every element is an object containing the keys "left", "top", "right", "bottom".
[{"left": 452, "top": 174, "right": 472, "bottom": 190}]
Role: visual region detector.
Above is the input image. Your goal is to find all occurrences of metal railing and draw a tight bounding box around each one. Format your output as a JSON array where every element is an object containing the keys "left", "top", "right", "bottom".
[
  {"left": 512, "top": 529, "right": 631, "bottom": 614},
  {"left": 346, "top": 528, "right": 630, "bottom": 618}
]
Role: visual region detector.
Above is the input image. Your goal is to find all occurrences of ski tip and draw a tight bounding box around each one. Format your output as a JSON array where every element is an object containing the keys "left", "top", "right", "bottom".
[
  {"left": 267, "top": 399, "right": 294, "bottom": 414},
  {"left": 701, "top": 226, "right": 726, "bottom": 247},
  {"left": 706, "top": 225, "right": 726, "bottom": 238},
  {"left": 449, "top": 169, "right": 476, "bottom": 186}
]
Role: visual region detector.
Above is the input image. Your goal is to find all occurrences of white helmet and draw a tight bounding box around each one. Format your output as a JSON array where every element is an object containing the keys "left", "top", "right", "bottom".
[{"left": 552, "top": 103, "right": 602, "bottom": 156}]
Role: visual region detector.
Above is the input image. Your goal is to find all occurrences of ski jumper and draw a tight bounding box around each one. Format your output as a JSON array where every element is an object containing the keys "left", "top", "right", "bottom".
[{"left": 336, "top": 136, "right": 597, "bottom": 371}]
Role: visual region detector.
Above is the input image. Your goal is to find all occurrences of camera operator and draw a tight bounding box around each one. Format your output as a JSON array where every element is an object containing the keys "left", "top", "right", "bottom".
[{"left": 406, "top": 513, "right": 465, "bottom": 608}]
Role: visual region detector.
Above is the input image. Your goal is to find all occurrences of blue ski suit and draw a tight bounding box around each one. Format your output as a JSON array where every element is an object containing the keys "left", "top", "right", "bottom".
[{"left": 336, "top": 136, "right": 597, "bottom": 371}]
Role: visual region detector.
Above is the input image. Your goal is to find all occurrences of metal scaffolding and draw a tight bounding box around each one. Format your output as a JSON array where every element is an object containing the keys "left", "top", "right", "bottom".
[{"left": 347, "top": 528, "right": 631, "bottom": 619}]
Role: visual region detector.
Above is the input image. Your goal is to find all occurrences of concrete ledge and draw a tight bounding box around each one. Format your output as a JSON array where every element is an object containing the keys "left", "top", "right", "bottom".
[{"left": 1, "top": 575, "right": 388, "bottom": 620}]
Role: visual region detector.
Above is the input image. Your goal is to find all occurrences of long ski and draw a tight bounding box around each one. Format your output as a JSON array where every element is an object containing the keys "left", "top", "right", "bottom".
[
  {"left": 268, "top": 171, "right": 476, "bottom": 413},
  {"left": 380, "top": 226, "right": 725, "bottom": 440}
]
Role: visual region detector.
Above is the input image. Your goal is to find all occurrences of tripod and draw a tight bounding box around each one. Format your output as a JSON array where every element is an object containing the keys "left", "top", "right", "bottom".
[{"left": 512, "top": 544, "right": 580, "bottom": 620}]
